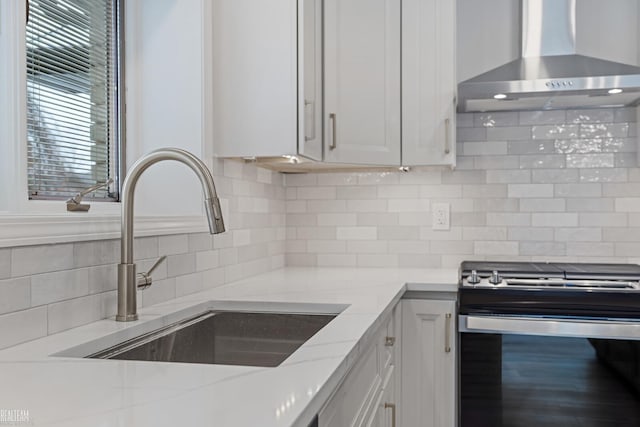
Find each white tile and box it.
[457,113,474,127]
[166,253,196,277]
[336,186,377,200]
[133,237,159,260]
[486,127,531,141]
[396,170,442,185]
[430,240,474,254]
[237,244,268,263]
[0,307,47,350]
[398,212,431,226]
[532,213,578,227]
[520,241,566,256]
[519,199,566,212]
[387,240,429,254]
[31,269,89,306]
[615,198,640,212]
[554,183,602,198]
[378,226,420,241]
[284,173,317,187]
[519,155,565,169]
[202,267,226,290]
[141,277,176,307]
[613,107,637,123]
[317,213,357,226]
[473,198,520,213]
[566,198,614,212]
[474,112,519,127]
[357,254,398,267]
[218,248,238,266]
[457,127,487,142]
[336,227,377,240]
[508,140,555,155]
[307,200,347,212]
[295,186,337,200]
[463,141,508,156]
[602,227,640,242]
[566,242,614,257]
[223,159,243,179]
[579,123,628,139]
[73,240,119,268]
[615,242,640,257]
[399,254,442,268]
[486,170,530,184]
[196,250,220,271]
[531,124,579,139]
[12,243,74,277]
[463,227,508,241]
[531,169,579,183]
[554,138,601,154]
[286,240,307,253]
[256,167,273,184]
[47,293,109,334]
[566,154,615,168]
[317,173,358,186]
[508,227,554,241]
[176,272,204,297]
[579,213,628,227]
[345,200,388,213]
[487,213,531,226]
[442,170,486,184]
[0,277,30,315]
[233,229,251,246]
[88,264,117,294]
[387,199,431,213]
[377,185,420,199]
[286,254,318,266]
[346,241,388,254]
[357,172,400,185]
[317,254,356,267]
[420,227,463,241]
[420,184,462,198]
[462,185,508,198]
[452,212,487,226]
[296,227,337,240]
[474,155,521,170]
[519,110,566,125]
[555,228,602,242]
[508,184,553,198]
[567,109,614,123]
[474,241,519,256]
[0,249,10,279]
[158,234,189,256]
[358,213,399,226]
[188,233,213,252]
[307,240,346,254]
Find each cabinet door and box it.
[401,299,456,427]
[298,0,323,160]
[402,0,456,166]
[323,0,401,165]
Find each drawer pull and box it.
[384,403,396,427]
[384,336,396,347]
[444,118,451,155]
[329,113,337,150]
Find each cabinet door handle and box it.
[304,99,315,142]
[384,403,396,427]
[445,313,452,353]
[329,113,337,150]
[444,117,451,155]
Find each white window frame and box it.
[0,0,216,248]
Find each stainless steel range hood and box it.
[457,0,640,113]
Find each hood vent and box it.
[457,0,640,112]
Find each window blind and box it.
[26,0,119,200]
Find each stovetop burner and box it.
[459,261,640,319]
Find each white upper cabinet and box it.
[402,0,457,166]
[212,0,455,167]
[323,0,401,165]
[212,0,322,160]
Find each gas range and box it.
[459,261,640,319]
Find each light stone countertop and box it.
[0,267,458,427]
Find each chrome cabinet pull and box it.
[385,336,396,347]
[444,118,451,155]
[304,99,315,141]
[384,403,396,427]
[445,313,452,353]
[329,113,337,150]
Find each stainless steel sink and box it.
[86,310,336,367]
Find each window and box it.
[26,0,122,201]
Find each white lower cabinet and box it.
[319,305,400,427]
[401,299,457,427]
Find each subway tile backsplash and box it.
[0,107,638,350]
[285,107,640,268]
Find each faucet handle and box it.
[137,255,167,290]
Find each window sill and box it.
[0,213,211,248]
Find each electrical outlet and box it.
[432,203,450,230]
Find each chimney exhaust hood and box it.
[457,0,640,113]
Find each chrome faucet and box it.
[116,148,225,321]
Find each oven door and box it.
[459,315,640,427]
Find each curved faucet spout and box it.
[117,148,225,321]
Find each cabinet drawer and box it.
[319,340,382,427]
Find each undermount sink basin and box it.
[86,310,337,367]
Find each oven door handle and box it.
[459,315,640,340]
